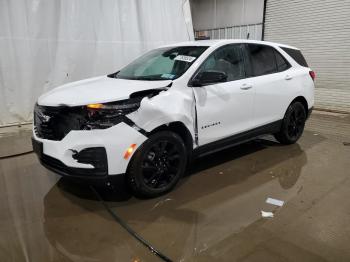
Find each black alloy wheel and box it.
[141,140,181,189]
[127,131,187,197]
[274,101,306,145]
[286,104,305,140]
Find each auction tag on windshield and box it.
[161,73,175,79]
[174,55,196,63]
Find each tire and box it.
[274,101,306,145]
[127,131,188,198]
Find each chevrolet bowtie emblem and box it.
[37,111,51,123]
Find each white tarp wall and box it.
[0,0,194,126]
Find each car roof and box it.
[160,39,299,50]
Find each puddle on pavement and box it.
[0,153,161,261]
[1,127,350,261]
[43,134,326,261]
[91,138,310,261]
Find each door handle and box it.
[285,75,293,80]
[240,83,253,90]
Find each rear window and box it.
[281,47,308,67]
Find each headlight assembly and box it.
[83,88,167,130]
[86,101,140,110]
[84,98,142,129]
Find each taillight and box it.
[309,70,316,81]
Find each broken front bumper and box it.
[32,122,147,178]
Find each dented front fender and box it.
[127,88,195,139]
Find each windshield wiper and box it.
[134,75,164,81]
[111,74,171,81]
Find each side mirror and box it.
[192,70,227,87]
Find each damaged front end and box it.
[34,88,167,141]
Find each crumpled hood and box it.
[38,76,172,106]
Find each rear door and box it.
[193,44,255,145]
[244,44,296,127]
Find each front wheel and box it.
[127,131,187,198]
[274,101,306,145]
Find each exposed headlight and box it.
[84,98,141,129]
[82,88,167,130]
[86,102,140,110]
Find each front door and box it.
[193,44,255,146]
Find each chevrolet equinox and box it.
[32,40,315,197]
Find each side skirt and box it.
[193,120,282,158]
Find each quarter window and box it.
[197,45,245,82]
[274,50,291,72]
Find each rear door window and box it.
[280,47,308,67]
[246,44,277,76]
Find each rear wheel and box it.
[274,101,306,145]
[127,131,187,198]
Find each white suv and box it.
[32,40,315,197]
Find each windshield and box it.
[115,46,208,81]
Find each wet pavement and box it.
[1,111,350,262]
